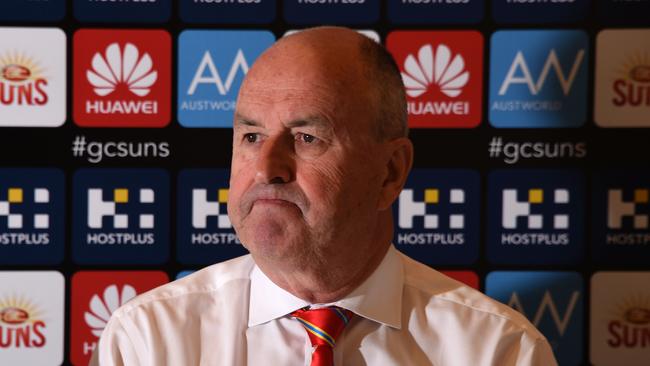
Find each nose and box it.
[255,134,295,184]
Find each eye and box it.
[296,133,317,144]
[244,133,258,143]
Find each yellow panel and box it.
[114,189,129,203]
[8,188,23,203]
[634,189,649,204]
[424,189,439,204]
[529,189,543,204]
[218,189,229,203]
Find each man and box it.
[92,27,557,365]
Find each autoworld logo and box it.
[387,31,483,128]
[178,30,274,127]
[0,296,47,349]
[74,29,170,127]
[70,271,168,366]
[487,170,584,265]
[489,30,588,128]
[595,30,650,127]
[393,169,479,265]
[0,27,65,127]
[486,271,583,365]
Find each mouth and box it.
[253,198,299,209]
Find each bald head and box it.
[241,27,407,141]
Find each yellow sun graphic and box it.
[615,51,650,82]
[0,50,45,82]
[0,294,43,325]
[607,293,650,325]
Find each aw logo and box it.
[0,169,64,265]
[387,0,483,24]
[393,169,479,265]
[178,30,274,128]
[387,31,483,128]
[489,30,588,128]
[591,272,650,366]
[592,171,650,265]
[72,169,169,264]
[0,27,65,127]
[487,170,584,265]
[73,29,171,127]
[70,271,168,366]
[0,271,64,366]
[486,271,583,366]
[180,0,275,24]
[595,30,650,127]
[177,169,246,265]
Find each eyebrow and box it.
[234,114,333,131]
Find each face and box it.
[227,42,390,272]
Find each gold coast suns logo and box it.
[607,294,650,348]
[0,51,49,106]
[0,295,47,349]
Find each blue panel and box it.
[393,169,480,265]
[72,169,169,264]
[0,0,65,21]
[492,0,589,24]
[387,0,483,24]
[487,169,584,265]
[0,168,64,265]
[179,0,276,24]
[177,169,248,265]
[284,0,379,25]
[486,271,584,366]
[489,30,589,128]
[73,0,171,23]
[592,170,650,265]
[178,30,275,128]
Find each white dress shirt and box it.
[91,246,557,365]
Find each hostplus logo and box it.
[177,169,245,264]
[0,27,65,127]
[595,30,650,127]
[489,30,588,128]
[178,30,274,127]
[70,271,168,366]
[487,170,584,265]
[0,169,64,265]
[605,187,650,245]
[393,169,479,265]
[0,271,64,365]
[387,31,483,128]
[486,271,583,365]
[73,169,169,264]
[74,30,170,127]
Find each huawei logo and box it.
[401,44,469,98]
[87,43,158,97]
[84,284,137,337]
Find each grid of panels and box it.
[1,1,649,365]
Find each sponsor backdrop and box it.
[0,1,649,365]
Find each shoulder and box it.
[112,254,255,318]
[398,252,544,340]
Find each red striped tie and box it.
[291,306,354,366]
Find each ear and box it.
[377,137,413,210]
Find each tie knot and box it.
[291,306,354,348]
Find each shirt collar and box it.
[248,245,403,329]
